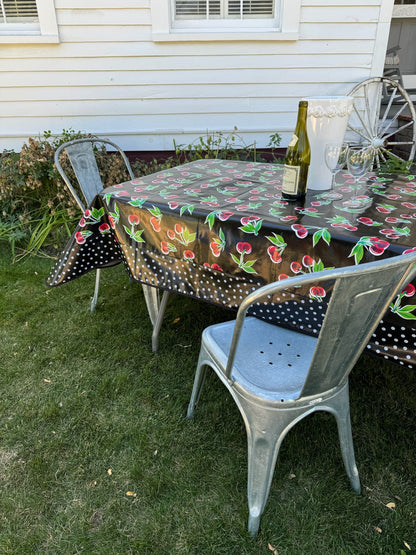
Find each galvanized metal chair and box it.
[55,138,170,350]
[187,252,416,536]
[54,138,134,313]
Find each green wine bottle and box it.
[281,100,310,201]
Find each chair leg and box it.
[235,395,296,537]
[187,352,209,419]
[331,386,361,494]
[90,268,101,313]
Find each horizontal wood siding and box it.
[0,0,389,151]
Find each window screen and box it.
[175,0,274,19]
[0,0,38,24]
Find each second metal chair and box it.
[55,138,134,312]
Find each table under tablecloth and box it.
[47,159,416,367]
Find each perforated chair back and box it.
[302,257,416,396]
[226,253,416,397]
[54,138,134,211]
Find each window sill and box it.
[152,30,298,42]
[392,5,416,18]
[0,34,59,43]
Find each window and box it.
[0,0,59,43]
[175,0,275,20]
[1,0,38,23]
[151,0,300,41]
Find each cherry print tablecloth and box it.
[47,159,416,367]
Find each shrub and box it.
[0,130,135,259]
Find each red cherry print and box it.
[267,245,282,263]
[128,214,140,225]
[161,241,170,254]
[218,210,234,221]
[236,242,252,254]
[290,261,302,274]
[403,283,416,297]
[302,255,314,267]
[150,217,161,232]
[75,232,85,245]
[210,241,221,257]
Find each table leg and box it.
[142,285,170,352]
[90,269,101,313]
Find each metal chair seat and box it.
[203,318,316,401]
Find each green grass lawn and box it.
[0,244,415,554]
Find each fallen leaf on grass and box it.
[43,379,51,383]
[404,541,411,550]
[126,491,137,497]
[386,502,396,510]
[268,543,278,554]
[375,526,382,534]
[173,317,180,324]
[107,468,112,475]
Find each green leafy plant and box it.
[0,130,134,259]
[173,128,282,163]
[378,151,413,174]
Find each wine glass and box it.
[324,143,349,188]
[346,145,373,187]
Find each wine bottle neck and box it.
[295,104,308,133]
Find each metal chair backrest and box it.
[225,252,416,397]
[54,138,134,211]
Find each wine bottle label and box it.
[288,134,298,148]
[282,165,300,194]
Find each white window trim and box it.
[0,0,59,43]
[150,0,300,41]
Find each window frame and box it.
[0,0,59,43]
[150,0,300,41]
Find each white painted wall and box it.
[0,0,394,152]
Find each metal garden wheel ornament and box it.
[347,76,416,169]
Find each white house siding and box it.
[0,0,394,152]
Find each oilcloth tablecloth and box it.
[47,159,416,367]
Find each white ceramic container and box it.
[302,96,354,190]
